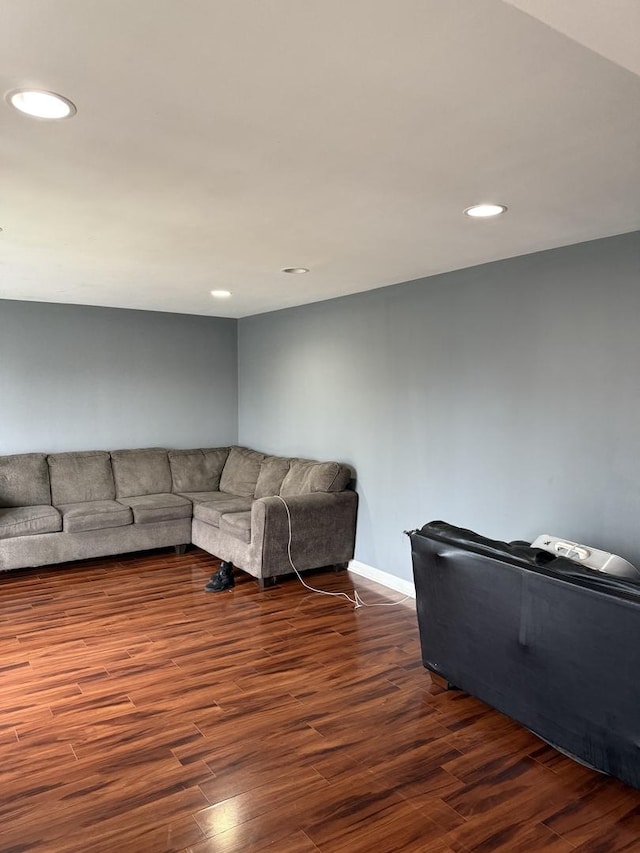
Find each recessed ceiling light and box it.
[210,290,232,299]
[464,203,507,218]
[282,267,309,274]
[6,89,76,119]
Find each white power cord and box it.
[274,495,412,610]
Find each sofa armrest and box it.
[251,491,358,577]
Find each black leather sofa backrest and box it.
[410,520,640,789]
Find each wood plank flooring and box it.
[1,548,640,852]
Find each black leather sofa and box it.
[409,520,640,789]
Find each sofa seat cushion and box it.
[58,500,133,533]
[0,505,62,540]
[177,490,230,506]
[219,511,251,544]
[194,497,253,528]
[117,493,192,524]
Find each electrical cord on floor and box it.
[274,495,413,610]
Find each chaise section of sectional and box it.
[190,449,358,587]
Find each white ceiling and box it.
[1,0,639,319]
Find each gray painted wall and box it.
[0,300,238,454]
[239,231,640,580]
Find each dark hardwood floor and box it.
[1,548,639,852]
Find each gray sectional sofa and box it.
[0,445,357,588]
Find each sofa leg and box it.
[258,576,277,590]
[174,544,188,555]
[334,562,349,572]
[446,682,460,691]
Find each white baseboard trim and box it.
[348,559,416,599]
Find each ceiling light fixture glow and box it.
[464,203,507,218]
[282,267,309,274]
[210,290,232,299]
[6,89,76,119]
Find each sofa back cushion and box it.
[48,451,116,506]
[280,459,351,497]
[254,456,291,499]
[110,448,172,498]
[219,446,265,497]
[168,448,229,493]
[0,453,51,508]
